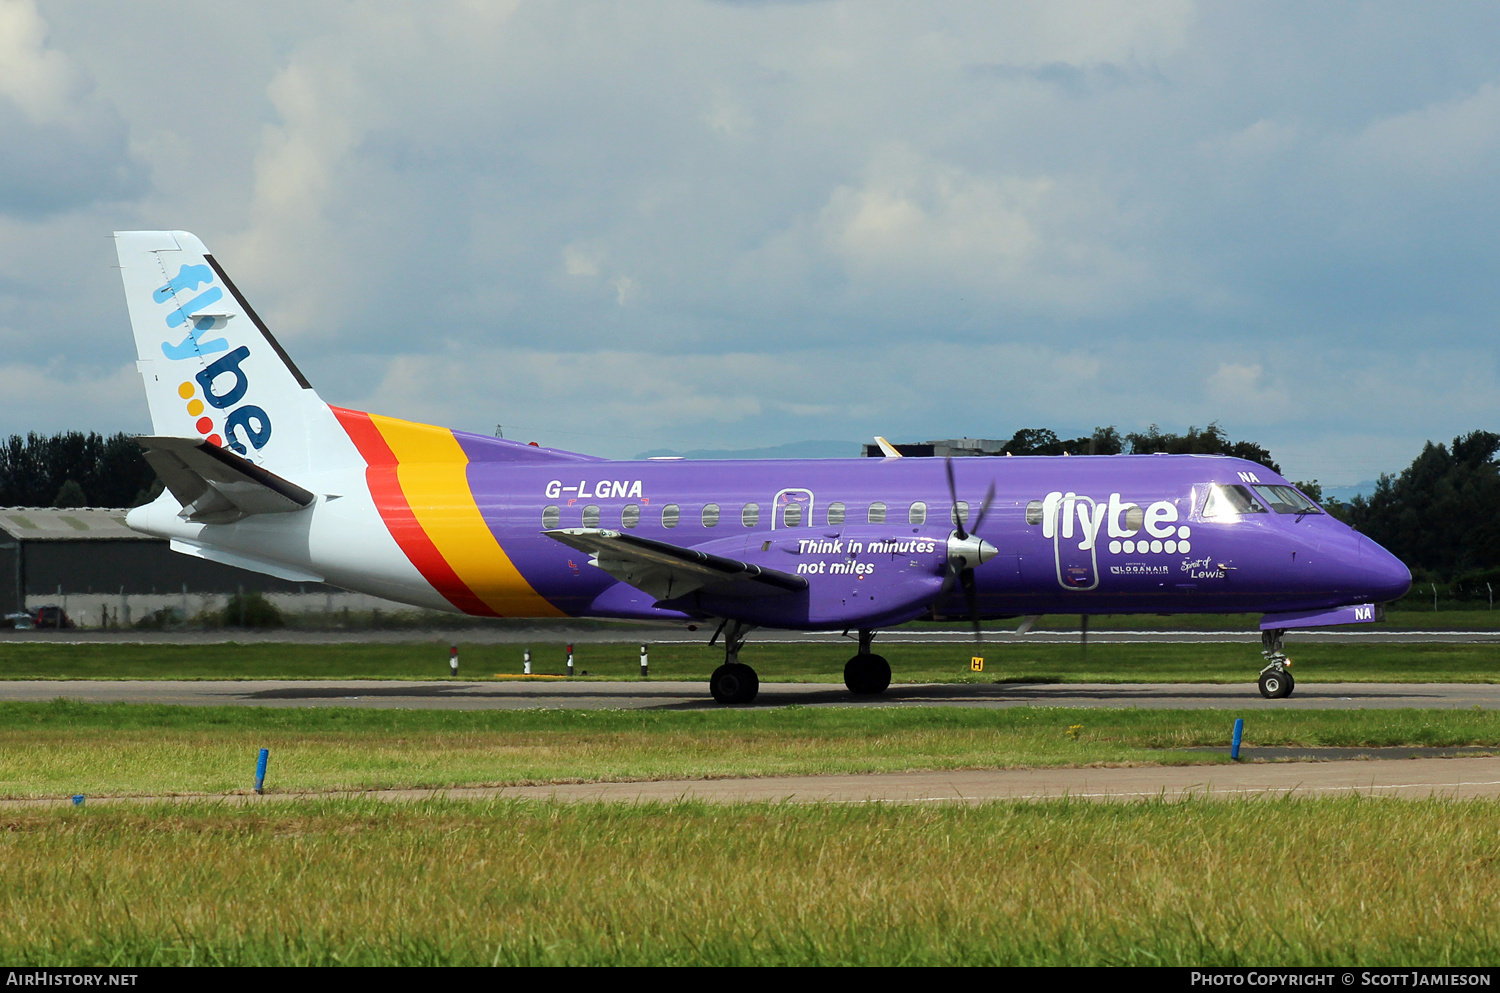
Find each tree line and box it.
[0,432,161,509]
[999,422,1280,472]
[1323,431,1500,585]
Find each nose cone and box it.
[1360,535,1412,602]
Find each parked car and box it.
[31,605,73,629]
[3,612,32,630]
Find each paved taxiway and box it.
[5,678,1500,709]
[7,757,1500,808]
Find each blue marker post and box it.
[1231,718,1245,761]
[254,747,269,794]
[71,795,84,806]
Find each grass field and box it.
[3,701,1497,799]
[2,797,1497,965]
[1,639,1498,683]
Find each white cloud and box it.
[808,144,1149,314]
[0,0,143,217]
[0,0,76,121]
[1347,81,1500,184]
[1203,362,1293,420]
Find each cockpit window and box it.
[1201,484,1268,519]
[1253,485,1323,515]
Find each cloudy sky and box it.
[2,0,1498,483]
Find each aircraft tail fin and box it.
[115,230,333,475]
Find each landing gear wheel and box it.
[1258,668,1293,699]
[844,654,892,695]
[711,663,759,704]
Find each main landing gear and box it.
[1258,628,1295,699]
[710,620,759,704]
[844,628,891,696]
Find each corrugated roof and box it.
[0,507,151,541]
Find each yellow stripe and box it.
[368,413,563,617]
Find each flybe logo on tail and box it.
[155,264,272,456]
[157,264,228,359]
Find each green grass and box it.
[2,639,1500,682]
[3,701,1498,799]
[2,797,1499,965]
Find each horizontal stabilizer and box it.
[542,528,808,601]
[137,436,315,525]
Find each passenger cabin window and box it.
[702,503,720,527]
[1253,485,1323,515]
[542,505,560,529]
[827,502,846,526]
[952,501,969,527]
[662,504,680,528]
[867,502,887,524]
[621,504,640,528]
[1025,500,1043,525]
[582,505,601,528]
[1202,484,1268,519]
[742,503,760,527]
[783,503,802,527]
[909,501,927,525]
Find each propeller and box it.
[939,457,997,640]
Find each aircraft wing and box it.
[542,528,808,601]
[137,436,315,525]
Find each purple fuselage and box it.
[462,449,1412,630]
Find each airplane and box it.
[114,230,1413,703]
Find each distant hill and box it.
[1321,481,1377,503]
[634,440,860,460]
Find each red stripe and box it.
[330,406,498,617]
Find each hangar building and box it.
[0,507,373,625]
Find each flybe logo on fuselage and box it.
[1036,491,1193,556]
[155,264,271,457]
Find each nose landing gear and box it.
[1258,628,1295,699]
[709,620,759,704]
[844,628,892,696]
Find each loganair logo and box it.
[156,265,271,456]
[1034,491,1193,556]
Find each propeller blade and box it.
[962,568,982,641]
[937,562,959,599]
[968,481,997,534]
[945,456,967,540]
